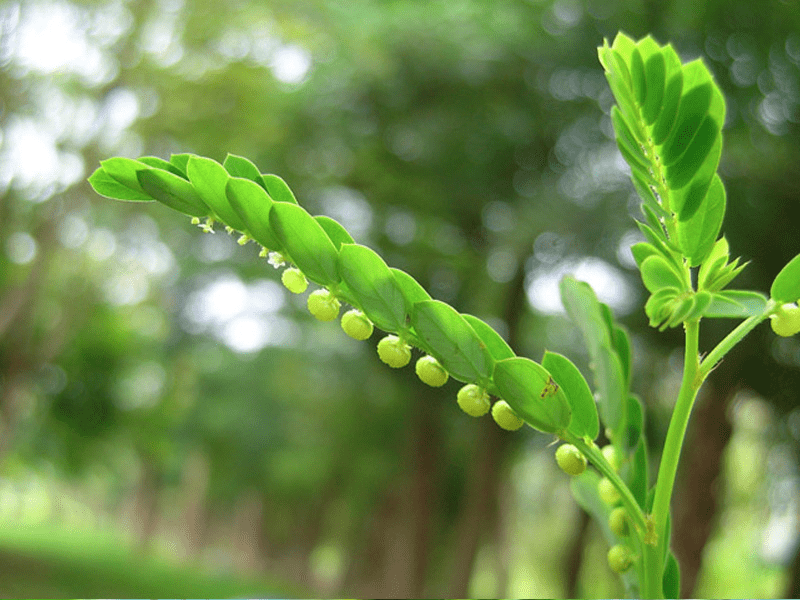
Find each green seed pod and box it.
[415,355,449,387]
[456,384,490,417]
[491,400,524,431]
[598,476,622,506]
[770,304,800,337]
[307,289,341,322]
[609,507,629,537]
[555,443,587,476]
[602,445,622,472]
[377,335,411,368]
[341,309,374,340]
[281,267,308,294]
[607,544,633,573]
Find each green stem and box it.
[646,319,701,597]
[698,302,775,380]
[566,434,648,539]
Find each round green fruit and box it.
[307,289,341,321]
[555,444,587,476]
[609,507,629,537]
[602,445,622,472]
[598,476,622,506]
[341,309,374,340]
[770,304,800,337]
[456,384,490,417]
[415,355,449,387]
[607,544,633,573]
[281,267,308,294]
[377,335,411,368]
[491,400,524,431]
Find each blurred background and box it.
[1,0,799,597]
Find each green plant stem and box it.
[644,319,700,597]
[566,434,648,537]
[698,303,775,380]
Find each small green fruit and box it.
[307,289,341,321]
[491,400,524,431]
[415,355,449,387]
[609,507,629,537]
[456,384,490,417]
[598,476,622,506]
[555,444,587,476]
[281,267,308,294]
[607,544,633,573]
[341,309,374,340]
[770,304,800,337]
[377,335,411,368]
[602,445,622,472]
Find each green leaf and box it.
[223,154,266,189]
[169,153,191,175]
[263,174,298,205]
[100,157,152,194]
[89,167,153,202]
[630,48,647,105]
[631,242,659,269]
[225,177,282,251]
[612,325,632,389]
[642,51,665,125]
[187,156,247,232]
[571,470,618,544]
[651,71,683,146]
[630,432,648,509]
[412,300,494,384]
[136,168,209,218]
[771,253,800,303]
[672,134,723,221]
[705,290,769,318]
[391,268,432,318]
[677,175,726,266]
[462,315,515,362]
[559,277,626,438]
[661,80,712,167]
[315,216,355,250]
[269,202,340,286]
[685,290,713,321]
[492,357,571,434]
[666,116,719,190]
[611,107,651,172]
[137,156,187,178]
[542,351,599,440]
[640,255,685,293]
[645,288,679,326]
[663,551,681,600]
[338,244,407,333]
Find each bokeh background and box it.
[1,0,799,597]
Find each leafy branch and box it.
[90,31,800,599]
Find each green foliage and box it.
[88,28,800,600]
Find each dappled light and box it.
[1,0,799,598]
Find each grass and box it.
[0,522,304,598]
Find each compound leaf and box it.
[412,300,493,384]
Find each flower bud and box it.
[555,443,587,476]
[456,384,490,417]
[598,476,621,506]
[609,507,629,537]
[307,289,340,321]
[770,304,800,337]
[415,355,449,387]
[377,335,411,368]
[491,400,524,431]
[341,309,374,340]
[281,267,308,294]
[607,544,633,573]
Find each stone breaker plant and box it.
[89,32,800,599]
